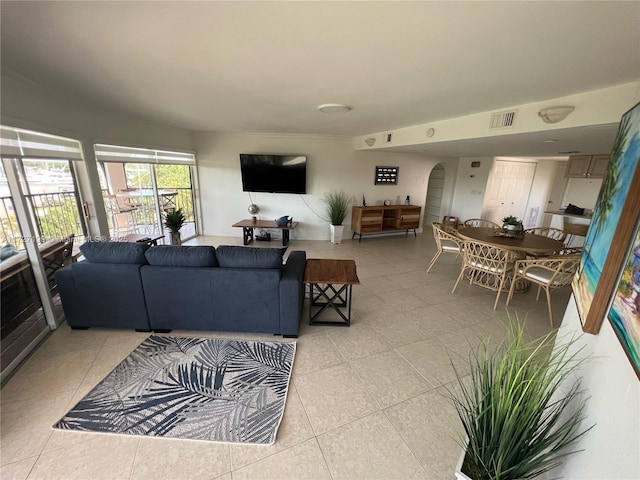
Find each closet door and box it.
[483,160,536,224]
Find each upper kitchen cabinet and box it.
[565,155,610,178]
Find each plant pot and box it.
[330,224,344,244]
[502,223,522,231]
[170,231,182,246]
[455,447,473,480]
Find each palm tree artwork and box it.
[573,105,640,321]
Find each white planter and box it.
[170,232,182,246]
[455,447,473,480]
[330,224,344,244]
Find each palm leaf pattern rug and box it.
[54,335,296,444]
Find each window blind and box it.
[94,143,195,165]
[0,126,84,160]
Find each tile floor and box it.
[0,232,572,480]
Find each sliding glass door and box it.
[0,126,85,383]
[96,144,197,243]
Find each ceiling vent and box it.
[489,110,518,129]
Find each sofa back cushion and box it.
[145,245,218,267]
[215,245,285,269]
[80,241,149,264]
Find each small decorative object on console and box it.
[275,216,293,227]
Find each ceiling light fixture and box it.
[538,106,575,124]
[317,103,352,114]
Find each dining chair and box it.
[117,188,143,209]
[523,227,568,257]
[524,227,567,242]
[104,194,137,237]
[427,222,463,273]
[506,252,581,327]
[160,190,178,212]
[463,218,501,229]
[452,240,520,310]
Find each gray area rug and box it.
[54,335,296,444]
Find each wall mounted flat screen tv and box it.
[240,154,307,194]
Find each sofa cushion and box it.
[0,244,19,260]
[216,245,285,269]
[80,241,149,264]
[145,245,218,267]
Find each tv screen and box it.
[240,154,307,194]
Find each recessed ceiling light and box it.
[317,103,352,114]
[544,139,558,143]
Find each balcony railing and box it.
[104,187,196,238]
[1,192,84,249]
[1,187,195,250]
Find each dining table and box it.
[456,226,566,296]
[457,227,565,255]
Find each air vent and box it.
[490,110,518,129]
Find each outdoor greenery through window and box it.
[95,143,197,241]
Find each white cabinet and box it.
[566,155,610,178]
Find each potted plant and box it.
[448,320,592,480]
[323,191,350,244]
[502,215,524,236]
[164,208,185,245]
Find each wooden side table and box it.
[304,259,360,326]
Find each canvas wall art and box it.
[572,102,640,334]
[608,215,640,378]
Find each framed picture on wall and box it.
[572,101,640,334]
[607,212,640,379]
[374,166,399,185]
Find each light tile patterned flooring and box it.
[0,233,571,480]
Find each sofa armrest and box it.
[279,251,307,337]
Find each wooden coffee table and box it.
[232,219,299,247]
[304,259,360,326]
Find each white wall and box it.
[1,73,195,237]
[563,177,604,210]
[548,91,640,479]
[450,157,494,221]
[524,159,556,228]
[547,300,640,480]
[192,132,448,240]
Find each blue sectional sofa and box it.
[56,242,307,337]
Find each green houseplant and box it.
[502,215,524,236]
[502,215,523,227]
[449,320,591,480]
[323,191,350,244]
[164,208,186,245]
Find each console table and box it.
[304,258,360,326]
[232,219,298,246]
[351,205,421,241]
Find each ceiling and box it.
[1,1,639,157]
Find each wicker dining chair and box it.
[452,240,520,310]
[506,252,581,327]
[524,227,567,242]
[427,222,463,273]
[463,218,501,229]
[523,227,568,257]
